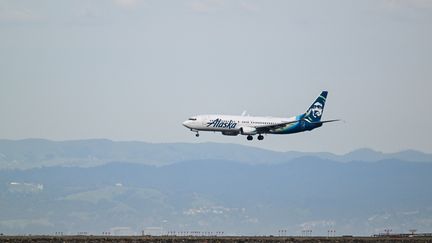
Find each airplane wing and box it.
[254,119,340,133]
[255,119,302,133]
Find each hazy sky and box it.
[1,0,431,153]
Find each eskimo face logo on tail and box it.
[310,102,323,118]
[206,118,237,129]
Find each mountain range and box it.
[0,139,431,169]
[0,139,431,236]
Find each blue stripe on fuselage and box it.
[269,114,322,134]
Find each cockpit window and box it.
[189,117,197,121]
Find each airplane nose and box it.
[182,120,191,128]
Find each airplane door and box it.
[202,116,209,126]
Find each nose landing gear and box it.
[258,135,264,140]
[191,129,199,137]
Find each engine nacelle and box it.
[222,131,239,136]
[240,127,257,135]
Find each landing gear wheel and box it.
[247,135,253,141]
[258,135,264,140]
[195,132,199,137]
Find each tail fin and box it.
[304,91,328,122]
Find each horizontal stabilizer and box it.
[310,119,340,125]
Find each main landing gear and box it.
[247,135,264,141]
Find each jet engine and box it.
[240,127,257,135]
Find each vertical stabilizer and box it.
[304,91,328,122]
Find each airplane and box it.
[182,91,339,141]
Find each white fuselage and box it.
[182,114,298,134]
